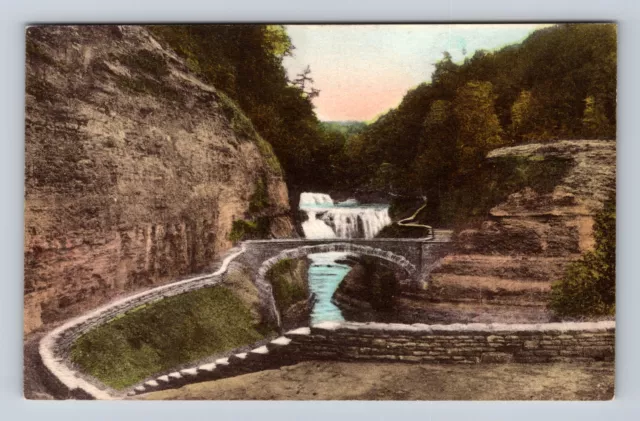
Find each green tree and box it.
[583,95,614,138]
[150,25,343,191]
[510,90,535,138]
[452,81,505,173]
[550,194,616,317]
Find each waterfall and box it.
[299,192,334,207]
[299,193,392,324]
[299,192,391,239]
[301,211,338,239]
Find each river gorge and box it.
[299,192,392,323]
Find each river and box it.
[298,192,391,324]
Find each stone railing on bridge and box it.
[239,230,453,328]
[240,229,453,277]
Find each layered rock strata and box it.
[24,25,293,333]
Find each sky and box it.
[283,24,554,122]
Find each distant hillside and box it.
[320,121,368,136]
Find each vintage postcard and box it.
[24,23,616,400]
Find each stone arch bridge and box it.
[241,230,451,278]
[240,229,452,281]
[238,230,453,326]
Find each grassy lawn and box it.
[71,285,273,390]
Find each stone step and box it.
[196,362,220,381]
[179,367,199,379]
[167,371,182,381]
[228,352,248,365]
[130,336,296,397]
[143,379,159,391]
[266,336,292,351]
[198,362,217,373]
[215,357,230,367]
[246,345,269,361]
[285,327,311,338]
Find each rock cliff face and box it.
[457,140,616,256]
[24,25,294,334]
[429,140,616,320]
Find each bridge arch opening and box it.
[254,242,419,328]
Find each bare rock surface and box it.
[24,25,293,333]
[429,139,616,319]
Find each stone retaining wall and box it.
[38,246,246,400]
[128,320,615,398]
[284,321,615,364]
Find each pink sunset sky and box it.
[283,24,553,122]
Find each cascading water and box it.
[300,192,392,323]
[301,211,337,239]
[299,192,391,239]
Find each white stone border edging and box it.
[38,245,247,400]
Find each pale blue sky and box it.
[283,24,554,121]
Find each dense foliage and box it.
[150,25,342,190]
[71,286,272,389]
[340,23,616,226]
[377,155,572,233]
[550,195,616,317]
[151,23,615,231]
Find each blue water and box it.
[307,252,352,324]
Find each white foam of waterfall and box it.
[299,192,334,207]
[301,211,337,239]
[337,198,358,206]
[321,207,391,239]
[299,192,391,239]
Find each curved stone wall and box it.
[38,245,246,400]
[38,237,615,400]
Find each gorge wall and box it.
[24,25,293,334]
[428,140,616,321]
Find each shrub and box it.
[266,258,309,314]
[549,195,616,317]
[227,217,271,243]
[249,177,269,213]
[360,257,399,311]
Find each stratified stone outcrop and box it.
[429,140,616,319]
[24,25,294,333]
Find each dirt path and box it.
[139,360,614,401]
